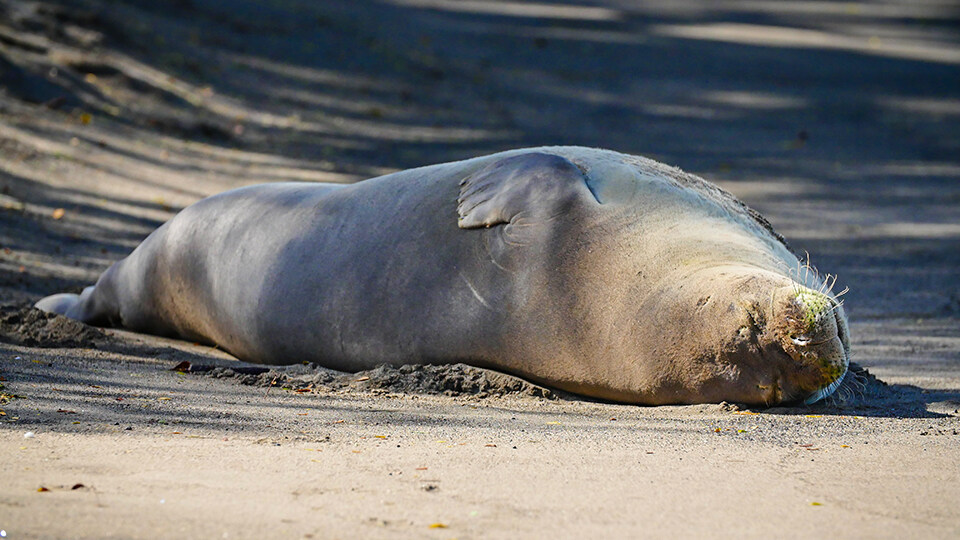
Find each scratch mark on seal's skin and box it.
[478,234,509,272]
[460,271,493,310]
[488,253,508,272]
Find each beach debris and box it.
[171,361,191,372]
[428,523,447,529]
[24,431,35,438]
[37,486,49,492]
[52,208,65,220]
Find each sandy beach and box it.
[1,0,959,538]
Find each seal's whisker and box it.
[824,297,845,315]
[827,274,841,296]
[816,274,830,295]
[818,273,838,296]
[824,386,847,406]
[845,377,867,403]
[790,258,804,283]
[829,366,868,406]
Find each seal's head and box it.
[701,276,850,406]
[640,266,850,406]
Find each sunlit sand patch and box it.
[652,22,960,65]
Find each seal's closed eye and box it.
[457,152,599,229]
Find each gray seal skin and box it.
[36,147,850,406]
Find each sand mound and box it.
[204,362,558,399]
[0,306,107,348]
[199,362,556,400]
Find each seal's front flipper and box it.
[457,152,599,229]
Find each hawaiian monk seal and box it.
[36,147,850,406]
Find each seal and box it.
[36,147,850,405]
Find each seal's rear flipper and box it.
[35,285,97,321]
[35,292,81,316]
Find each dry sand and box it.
[1,0,959,538]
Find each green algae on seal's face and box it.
[770,286,850,404]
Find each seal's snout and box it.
[770,286,849,404]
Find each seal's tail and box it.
[35,285,97,320]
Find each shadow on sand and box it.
[2,306,956,425]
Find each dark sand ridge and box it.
[1,0,959,537]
